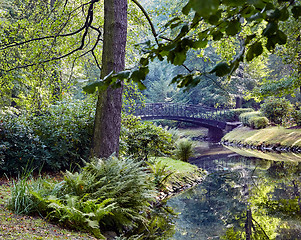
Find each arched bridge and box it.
[130,103,240,141]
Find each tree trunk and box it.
[91,0,127,158]
[245,209,252,240]
[235,96,242,109]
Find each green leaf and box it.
[208,11,222,25]
[83,71,114,94]
[262,22,278,37]
[184,0,219,17]
[140,57,149,66]
[247,0,265,9]
[209,62,231,77]
[192,39,208,49]
[292,6,301,19]
[116,70,131,79]
[167,51,176,64]
[241,5,256,18]
[131,67,149,83]
[137,81,147,90]
[245,34,256,45]
[266,36,277,51]
[212,30,223,40]
[174,51,187,65]
[182,2,192,15]
[279,7,289,21]
[225,19,241,36]
[164,17,181,28]
[176,24,189,39]
[83,81,107,94]
[266,8,281,21]
[275,30,287,45]
[246,41,263,61]
[222,0,246,6]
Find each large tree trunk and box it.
[91,0,127,158]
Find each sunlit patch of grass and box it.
[151,157,205,190]
[223,126,301,147]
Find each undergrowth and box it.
[8,156,176,239]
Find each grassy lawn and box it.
[223,126,301,147]
[0,182,98,240]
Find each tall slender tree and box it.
[91,0,127,158]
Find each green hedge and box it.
[249,116,269,129]
[239,111,269,129]
[239,111,262,126]
[215,108,254,122]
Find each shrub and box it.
[239,111,263,127]
[291,110,301,126]
[31,99,95,169]
[174,138,194,162]
[0,110,51,174]
[215,108,254,122]
[0,98,95,174]
[260,97,293,125]
[121,114,175,161]
[249,116,269,129]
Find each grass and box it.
[177,128,208,139]
[152,157,205,190]
[0,182,97,240]
[223,126,301,147]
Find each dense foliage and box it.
[0,99,177,174]
[8,157,175,239]
[215,108,254,122]
[261,97,293,125]
[239,111,269,129]
[121,114,175,161]
[0,98,95,174]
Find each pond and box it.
[168,143,301,240]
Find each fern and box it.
[8,156,160,238]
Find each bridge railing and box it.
[130,103,229,121]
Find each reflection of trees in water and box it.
[169,157,301,239]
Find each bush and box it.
[31,99,95,169]
[239,111,263,127]
[249,117,269,129]
[121,114,175,161]
[291,110,301,126]
[0,98,95,174]
[215,108,254,122]
[0,110,51,174]
[260,97,293,125]
[174,138,194,162]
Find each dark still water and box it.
[168,145,301,240]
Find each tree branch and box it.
[0,0,102,73]
[131,0,159,45]
[0,0,95,50]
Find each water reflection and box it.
[168,153,301,239]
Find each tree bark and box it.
[91,0,127,158]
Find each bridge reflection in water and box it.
[129,103,240,141]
